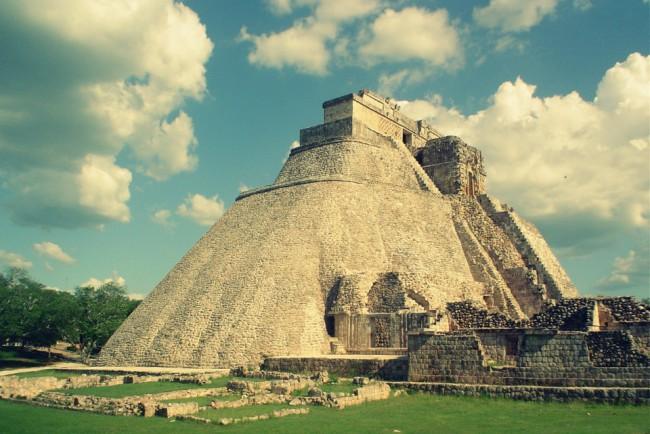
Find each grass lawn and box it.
[197,404,299,420]
[164,393,242,406]
[292,381,358,396]
[14,369,83,379]
[1,394,648,434]
[59,377,246,398]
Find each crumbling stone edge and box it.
[387,381,650,405]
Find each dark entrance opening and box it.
[505,335,519,356]
[414,150,424,165]
[325,315,336,337]
[403,130,413,146]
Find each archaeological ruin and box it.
[97,90,649,401]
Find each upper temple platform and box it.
[299,89,442,150]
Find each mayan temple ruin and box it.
[98,90,650,388]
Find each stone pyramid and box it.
[98,90,577,368]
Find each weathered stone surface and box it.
[98,89,578,368]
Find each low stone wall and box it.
[387,381,650,405]
[334,382,391,409]
[263,356,408,380]
[157,402,198,418]
[0,376,66,399]
[32,392,153,416]
[518,331,590,368]
[587,331,650,367]
[0,372,226,401]
[179,407,310,426]
[408,331,650,388]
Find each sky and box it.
[0,0,648,300]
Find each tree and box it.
[70,283,140,361]
[0,268,48,346]
[0,268,77,353]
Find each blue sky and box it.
[0,0,648,299]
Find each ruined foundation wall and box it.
[263,356,408,381]
[408,331,650,387]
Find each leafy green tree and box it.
[0,268,47,346]
[71,283,140,361]
[0,269,140,361]
[23,290,77,351]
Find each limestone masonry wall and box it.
[408,330,650,388]
[263,356,408,381]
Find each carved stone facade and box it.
[414,135,486,197]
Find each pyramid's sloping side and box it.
[98,138,478,368]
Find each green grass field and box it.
[1,394,648,434]
[59,377,227,398]
[292,381,358,396]
[58,376,256,398]
[163,393,242,406]
[14,369,83,379]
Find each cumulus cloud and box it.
[0,250,32,269]
[78,155,132,223]
[359,8,462,68]
[399,53,650,250]
[240,0,381,75]
[81,273,126,289]
[0,0,212,228]
[473,0,559,33]
[595,246,650,295]
[177,193,225,226]
[152,209,173,226]
[33,242,75,264]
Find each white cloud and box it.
[0,250,32,269]
[239,183,251,194]
[473,0,559,32]
[377,69,430,97]
[33,242,76,264]
[283,140,302,163]
[595,246,650,294]
[177,193,225,226]
[359,8,462,68]
[240,21,334,75]
[494,35,527,53]
[78,154,131,223]
[0,0,212,228]
[128,293,145,300]
[240,0,380,75]
[152,209,173,226]
[81,273,126,289]
[399,53,650,243]
[130,111,198,181]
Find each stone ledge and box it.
[387,381,650,404]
